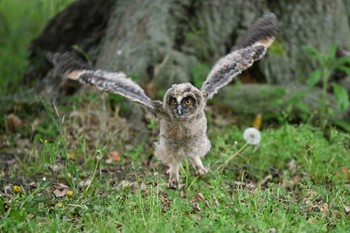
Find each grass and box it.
[1,94,350,232]
[1,1,350,232]
[0,0,74,95]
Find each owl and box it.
[50,13,277,189]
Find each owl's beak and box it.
[176,106,183,116]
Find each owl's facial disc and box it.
[168,95,197,119]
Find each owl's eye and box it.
[184,99,191,105]
[171,98,177,105]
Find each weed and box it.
[1,3,350,231]
[304,44,350,131]
[2,97,349,232]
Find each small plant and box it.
[218,127,261,171]
[304,44,350,130]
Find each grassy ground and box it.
[1,1,350,232]
[1,94,350,232]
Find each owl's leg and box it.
[167,162,181,189]
[189,156,208,176]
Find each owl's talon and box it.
[197,166,208,176]
[168,180,179,189]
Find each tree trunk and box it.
[24,0,350,125]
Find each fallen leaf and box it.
[344,205,350,214]
[52,183,71,198]
[56,183,70,189]
[0,137,10,148]
[180,189,187,198]
[119,180,137,191]
[282,175,302,189]
[197,193,205,201]
[31,118,41,132]
[287,159,297,172]
[192,202,201,212]
[4,184,12,194]
[53,189,67,198]
[319,202,328,213]
[106,151,120,164]
[49,164,64,173]
[212,195,220,206]
[307,217,317,224]
[69,111,81,119]
[260,174,272,186]
[252,113,263,129]
[5,114,22,132]
[140,182,147,192]
[79,179,92,187]
[120,180,131,188]
[247,225,254,231]
[111,151,120,161]
[192,214,201,221]
[26,213,35,220]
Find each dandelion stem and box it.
[224,142,248,166]
[217,143,249,171]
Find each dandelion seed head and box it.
[243,127,261,145]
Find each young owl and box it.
[50,13,277,188]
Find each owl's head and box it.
[163,83,204,120]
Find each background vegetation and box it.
[0,0,73,94]
[0,0,349,232]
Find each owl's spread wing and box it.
[50,53,160,112]
[201,13,277,101]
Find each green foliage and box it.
[1,122,350,232]
[147,118,157,130]
[192,64,210,87]
[332,83,350,112]
[107,94,131,115]
[304,44,350,130]
[0,0,74,95]
[1,2,350,231]
[268,39,285,55]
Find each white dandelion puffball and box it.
[243,127,261,145]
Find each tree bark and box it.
[23,0,350,125]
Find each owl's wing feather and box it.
[201,13,277,101]
[50,53,158,112]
